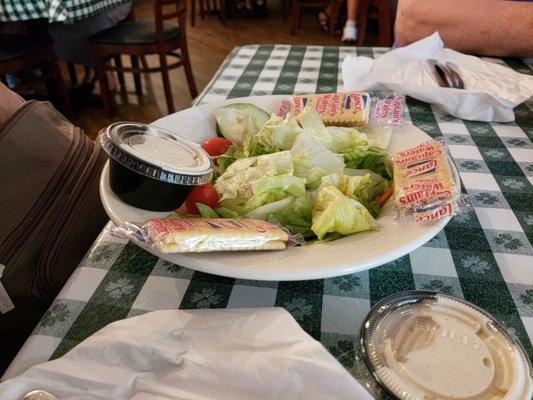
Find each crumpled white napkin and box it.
[0,308,373,400]
[342,32,533,122]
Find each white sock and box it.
[342,21,358,42]
[345,20,356,28]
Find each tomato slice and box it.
[201,137,232,157]
[185,183,219,215]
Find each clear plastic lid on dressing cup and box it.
[101,122,213,185]
[360,291,532,400]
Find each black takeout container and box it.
[101,122,213,211]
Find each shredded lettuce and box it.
[216,207,240,218]
[243,114,301,157]
[311,186,377,240]
[319,173,371,199]
[290,133,344,187]
[215,151,306,216]
[343,145,392,179]
[319,172,386,217]
[196,203,220,218]
[299,106,368,153]
[343,169,390,201]
[239,174,306,212]
[207,101,394,244]
[213,108,256,145]
[215,151,293,203]
[267,194,315,238]
[246,197,295,220]
[214,145,246,176]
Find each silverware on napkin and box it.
[428,59,465,89]
[445,62,465,89]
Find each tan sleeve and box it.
[0,82,25,125]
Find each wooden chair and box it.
[291,0,334,36]
[357,0,393,46]
[191,0,226,26]
[90,0,198,117]
[0,34,73,116]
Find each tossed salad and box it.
[185,102,393,242]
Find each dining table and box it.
[0,0,132,23]
[2,45,532,396]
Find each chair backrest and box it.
[153,0,187,45]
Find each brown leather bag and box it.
[0,101,108,373]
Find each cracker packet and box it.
[143,217,290,253]
[276,91,409,130]
[392,139,471,223]
[276,92,371,126]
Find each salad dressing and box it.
[361,291,532,400]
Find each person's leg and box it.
[48,3,132,94]
[319,0,342,34]
[342,0,358,43]
[346,0,358,22]
[48,3,132,68]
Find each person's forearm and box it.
[395,0,533,56]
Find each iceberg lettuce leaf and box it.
[311,186,377,240]
[290,133,344,187]
[214,150,293,203]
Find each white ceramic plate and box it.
[100,95,451,281]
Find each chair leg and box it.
[290,0,299,35]
[191,0,196,26]
[282,0,288,21]
[377,0,393,46]
[93,49,113,118]
[356,0,369,46]
[199,0,205,18]
[329,1,340,37]
[131,56,143,96]
[113,55,125,90]
[49,57,74,117]
[140,55,149,70]
[67,62,78,87]
[181,44,198,99]
[219,0,226,25]
[158,53,175,114]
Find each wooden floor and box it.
[68,0,377,139]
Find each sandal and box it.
[318,11,330,33]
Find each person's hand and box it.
[0,82,24,125]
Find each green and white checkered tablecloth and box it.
[0,0,131,22]
[3,46,533,395]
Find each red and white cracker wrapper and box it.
[144,218,289,253]
[392,140,461,223]
[276,92,371,126]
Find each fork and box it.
[445,62,465,89]
[427,59,465,89]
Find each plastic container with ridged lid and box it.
[360,291,532,400]
[101,122,212,211]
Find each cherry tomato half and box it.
[201,137,232,157]
[185,183,219,215]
